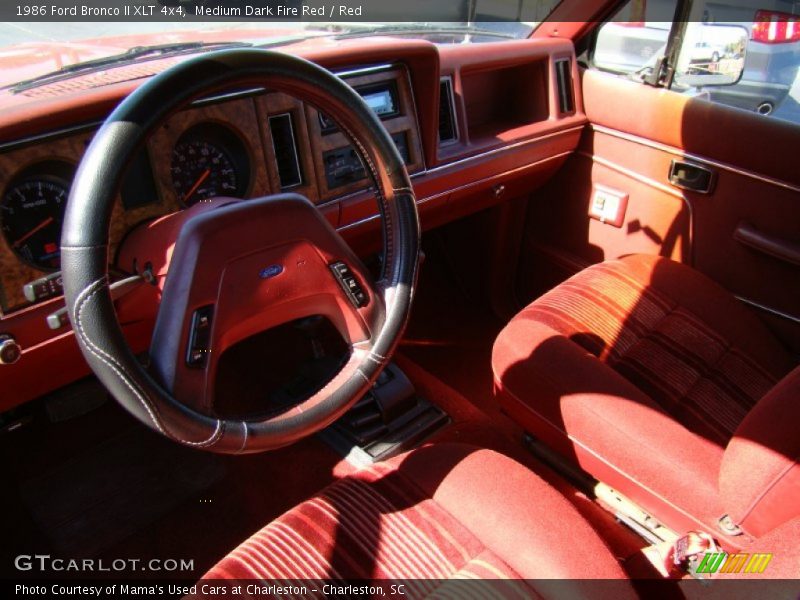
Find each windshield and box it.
[0,1,561,89]
[0,21,540,46]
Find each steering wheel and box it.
[61,50,420,454]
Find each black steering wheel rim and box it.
[61,49,420,454]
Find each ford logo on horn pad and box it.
[259,264,284,279]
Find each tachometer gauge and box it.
[1,175,70,271]
[170,124,250,207]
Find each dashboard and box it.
[0,37,587,410]
[0,63,424,314]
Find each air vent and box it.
[438,76,458,144]
[269,113,302,188]
[555,59,575,114]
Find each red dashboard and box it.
[0,37,586,410]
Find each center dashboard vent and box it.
[438,76,458,145]
[269,113,303,189]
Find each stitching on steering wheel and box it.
[74,277,164,432]
[365,354,385,366]
[73,276,225,448]
[237,422,248,454]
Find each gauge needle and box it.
[182,169,211,203]
[13,216,54,248]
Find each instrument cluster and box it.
[170,123,251,207]
[0,122,253,279]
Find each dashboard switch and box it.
[23,271,63,303]
[0,335,22,365]
[329,262,368,308]
[186,305,214,368]
[46,308,69,330]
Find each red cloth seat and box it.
[492,255,799,542]
[201,443,634,592]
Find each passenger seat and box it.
[492,254,799,549]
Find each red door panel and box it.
[519,68,800,353]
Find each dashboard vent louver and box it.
[269,113,303,189]
[555,59,575,114]
[438,77,458,145]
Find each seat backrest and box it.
[720,365,800,539]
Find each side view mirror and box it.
[674,23,749,88]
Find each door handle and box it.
[669,160,715,194]
[734,221,800,267]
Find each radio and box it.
[319,81,400,133]
[323,132,409,190]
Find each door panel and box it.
[519,68,800,353]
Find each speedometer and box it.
[1,175,70,271]
[170,124,250,207]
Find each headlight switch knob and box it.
[0,334,22,365]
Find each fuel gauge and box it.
[1,174,70,271]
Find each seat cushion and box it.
[201,444,633,592]
[492,255,795,536]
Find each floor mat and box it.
[19,428,226,558]
[95,434,356,578]
[399,239,505,416]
